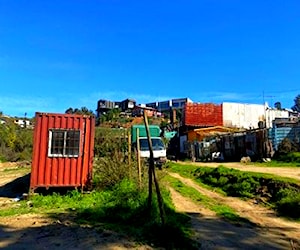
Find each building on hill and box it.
[132,105,163,117]
[145,97,193,112]
[119,99,136,112]
[96,99,117,117]
[14,119,32,128]
[96,99,136,118]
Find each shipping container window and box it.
[48,129,80,157]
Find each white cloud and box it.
[0,96,54,117]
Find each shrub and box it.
[0,123,33,162]
[275,188,300,218]
[274,138,300,163]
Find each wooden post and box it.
[142,110,165,224]
[143,111,154,210]
[136,128,142,189]
[128,129,131,165]
[152,166,165,225]
[128,129,131,176]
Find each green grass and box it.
[165,175,252,225]
[0,178,199,249]
[167,162,300,185]
[2,167,31,173]
[167,162,300,220]
[275,152,300,164]
[252,161,300,168]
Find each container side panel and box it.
[71,117,80,185]
[45,116,55,187]
[51,115,62,185]
[30,114,43,190]
[63,116,72,185]
[37,115,49,185]
[81,116,95,186]
[82,117,91,185]
[70,159,77,185]
[76,117,84,185]
[57,116,67,185]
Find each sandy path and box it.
[0,214,154,250]
[177,161,300,182]
[168,172,300,249]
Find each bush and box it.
[93,126,141,189]
[275,188,300,218]
[190,165,300,219]
[0,122,33,162]
[276,152,300,163]
[274,138,300,163]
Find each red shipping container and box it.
[30,112,95,192]
[184,103,223,127]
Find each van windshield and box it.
[139,138,165,151]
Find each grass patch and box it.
[0,178,199,249]
[275,152,300,164]
[2,167,31,173]
[165,175,252,225]
[168,162,300,220]
[252,160,300,168]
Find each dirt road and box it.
[177,161,300,182]
[169,172,300,249]
[1,162,299,249]
[0,163,154,250]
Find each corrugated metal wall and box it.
[30,112,95,191]
[223,102,290,129]
[268,126,300,150]
[184,103,223,127]
[265,109,289,128]
[223,102,266,129]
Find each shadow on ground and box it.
[0,216,146,250]
[0,210,299,250]
[0,174,30,198]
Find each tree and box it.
[291,94,300,112]
[274,102,282,110]
[65,107,94,116]
[65,107,74,114]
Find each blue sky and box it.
[1,0,300,117]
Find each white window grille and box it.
[48,129,80,157]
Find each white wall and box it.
[223,102,290,129]
[265,108,289,127]
[223,102,266,129]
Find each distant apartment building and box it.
[96,98,136,117]
[119,99,136,112]
[145,98,193,112]
[132,105,163,117]
[96,99,116,117]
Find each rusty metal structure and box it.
[30,112,95,192]
[184,103,223,127]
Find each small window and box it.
[48,129,80,157]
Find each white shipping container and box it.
[223,102,291,129]
[223,102,266,129]
[265,109,289,128]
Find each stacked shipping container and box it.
[184,103,223,127]
[184,102,290,129]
